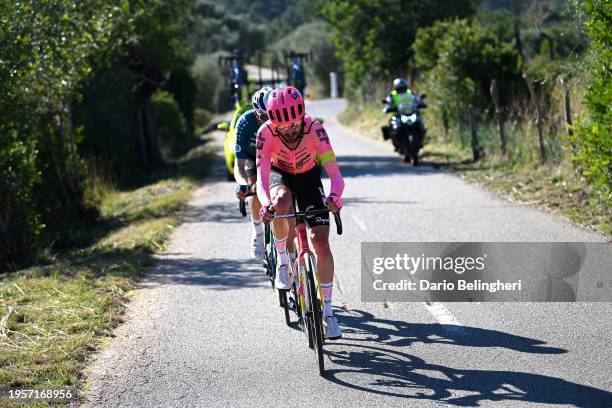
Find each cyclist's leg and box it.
[270,167,293,288]
[245,158,262,219]
[245,159,264,259]
[293,168,335,314]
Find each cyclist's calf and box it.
[310,226,333,282]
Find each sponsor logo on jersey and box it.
[316,128,330,145]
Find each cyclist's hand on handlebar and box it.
[259,204,275,222]
[235,184,249,200]
[326,194,342,213]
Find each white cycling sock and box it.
[251,216,263,235]
[321,281,334,317]
[274,236,288,264]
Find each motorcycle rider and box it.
[381,78,427,152]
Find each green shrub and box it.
[192,53,228,112]
[570,0,612,204]
[152,91,192,157]
[0,137,42,268]
[414,18,523,114]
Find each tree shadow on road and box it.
[322,309,612,407]
[143,256,268,290]
[180,201,247,225]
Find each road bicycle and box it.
[270,202,342,376]
[240,186,343,376]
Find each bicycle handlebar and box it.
[271,208,343,236]
[238,191,256,217]
[236,185,343,235]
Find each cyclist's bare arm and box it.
[234,158,248,185]
[315,126,345,199]
[255,131,273,207]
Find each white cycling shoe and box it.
[323,315,342,340]
[274,262,292,290]
[250,230,264,260]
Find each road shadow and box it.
[144,256,268,290]
[335,309,566,354]
[335,155,440,178]
[321,309,612,407]
[324,342,612,407]
[180,201,247,224]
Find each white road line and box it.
[423,302,465,332]
[349,213,368,232]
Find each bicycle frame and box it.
[292,215,324,322]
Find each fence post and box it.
[523,72,546,163]
[489,79,507,156]
[468,104,481,162]
[329,72,338,99]
[559,77,573,138]
[456,100,465,148]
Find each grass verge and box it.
[0,143,215,406]
[338,105,611,237]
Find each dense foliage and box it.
[414,18,523,113]
[571,0,611,203]
[320,0,476,98]
[0,0,197,268]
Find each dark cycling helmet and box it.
[252,86,273,115]
[393,78,409,93]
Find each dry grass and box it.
[0,146,214,405]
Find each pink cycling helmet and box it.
[266,86,305,127]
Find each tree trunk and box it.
[559,78,573,137]
[136,106,151,169]
[512,0,525,63]
[523,72,546,163]
[468,104,481,162]
[143,96,164,169]
[0,212,8,246]
[456,100,465,148]
[489,79,507,156]
[126,45,165,171]
[442,108,449,138]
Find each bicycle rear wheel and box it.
[305,254,325,376]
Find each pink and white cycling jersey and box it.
[256,116,344,206]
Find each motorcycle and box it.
[381,94,427,165]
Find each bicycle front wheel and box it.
[305,254,325,376]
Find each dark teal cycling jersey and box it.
[235,109,259,160]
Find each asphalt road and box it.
[84,99,612,408]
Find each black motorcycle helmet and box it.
[393,78,409,93]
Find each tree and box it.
[320,0,476,99]
[0,0,197,268]
[414,18,523,114]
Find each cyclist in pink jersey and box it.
[256,86,344,339]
